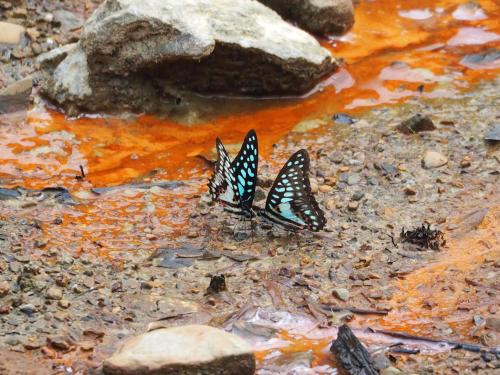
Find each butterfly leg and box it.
[249,218,255,243]
[293,232,300,250]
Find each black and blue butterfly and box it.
[208,129,258,219]
[256,149,326,232]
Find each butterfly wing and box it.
[263,150,326,232]
[208,138,240,212]
[230,129,258,213]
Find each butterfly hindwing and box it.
[263,150,326,232]
[231,130,258,212]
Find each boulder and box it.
[259,0,355,35]
[39,0,338,116]
[103,325,255,375]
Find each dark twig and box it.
[75,165,85,181]
[322,304,389,315]
[387,233,398,247]
[369,328,500,354]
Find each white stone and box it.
[103,325,255,375]
[422,150,448,169]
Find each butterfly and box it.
[256,149,326,232]
[208,129,258,219]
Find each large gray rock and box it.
[39,0,337,116]
[103,325,255,375]
[259,0,355,35]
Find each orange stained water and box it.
[0,0,498,253]
[378,204,500,339]
[1,0,499,193]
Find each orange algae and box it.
[254,330,335,371]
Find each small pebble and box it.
[46,287,63,300]
[0,281,10,297]
[347,201,359,211]
[19,304,37,315]
[422,150,448,169]
[404,186,416,196]
[460,156,471,168]
[352,191,365,201]
[332,288,350,301]
[319,185,333,193]
[381,367,402,375]
[58,299,71,309]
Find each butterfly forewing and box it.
[264,149,326,232]
[208,130,258,217]
[231,130,258,212]
[208,138,239,210]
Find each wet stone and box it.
[330,325,378,375]
[0,281,10,297]
[352,191,365,201]
[378,163,398,176]
[484,124,500,142]
[330,151,344,163]
[347,201,359,212]
[259,0,355,35]
[332,113,357,125]
[461,49,500,68]
[397,114,436,134]
[48,335,73,351]
[45,287,63,300]
[332,288,350,301]
[19,304,37,315]
[422,150,448,169]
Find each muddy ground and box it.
[0,78,499,374]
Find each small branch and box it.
[369,328,500,354]
[387,233,398,247]
[322,304,390,315]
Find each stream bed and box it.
[0,0,499,374]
